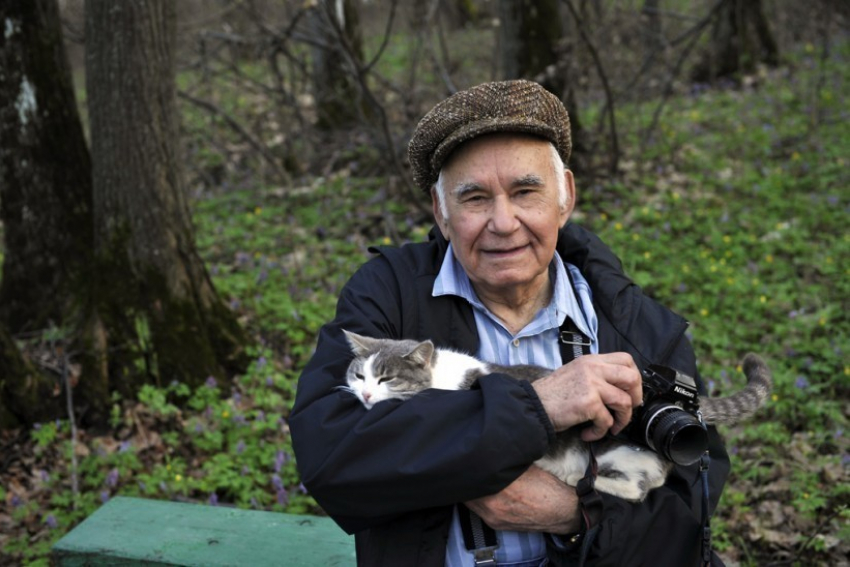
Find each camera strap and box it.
[458,505,499,565]
[699,451,713,566]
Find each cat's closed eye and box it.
[354,372,365,380]
[378,376,395,384]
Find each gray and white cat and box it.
[340,330,772,502]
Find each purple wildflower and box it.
[250,497,259,509]
[40,470,50,483]
[45,515,58,529]
[236,440,246,454]
[138,481,147,492]
[205,376,217,388]
[209,493,219,506]
[255,410,265,423]
[272,474,284,491]
[297,482,308,494]
[274,450,287,473]
[265,376,274,387]
[276,489,289,507]
[256,356,268,369]
[232,391,242,404]
[100,490,110,503]
[119,441,131,453]
[11,494,22,508]
[106,468,119,488]
[795,376,810,389]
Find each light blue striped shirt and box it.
[433,243,599,567]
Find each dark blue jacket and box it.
[290,223,730,566]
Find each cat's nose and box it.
[363,392,372,402]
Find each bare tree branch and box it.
[177,90,291,184]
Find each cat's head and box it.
[342,330,435,409]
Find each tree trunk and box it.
[85,0,250,413]
[642,0,663,52]
[0,0,94,426]
[497,0,562,82]
[310,0,366,129]
[691,0,779,82]
[0,0,94,334]
[497,0,586,171]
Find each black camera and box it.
[620,364,708,466]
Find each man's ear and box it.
[431,186,450,240]
[559,169,577,227]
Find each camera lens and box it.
[642,404,709,466]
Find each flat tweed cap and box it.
[408,79,571,193]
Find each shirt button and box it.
[512,339,520,347]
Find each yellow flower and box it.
[771,394,779,402]
[222,410,230,419]
[614,222,623,231]
[819,317,826,326]
[600,212,608,221]
[843,366,849,377]
[700,308,709,317]
[382,236,392,245]
[175,474,183,482]
[643,251,651,259]
[765,254,774,263]
[760,296,767,304]
[791,152,801,161]
[632,233,641,241]
[722,235,731,244]
[255,207,263,215]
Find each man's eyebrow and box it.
[512,174,545,188]
[453,182,484,198]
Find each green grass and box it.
[4,39,848,566]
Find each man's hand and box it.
[464,466,581,534]
[532,352,642,441]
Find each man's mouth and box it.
[483,244,529,257]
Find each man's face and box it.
[432,134,575,299]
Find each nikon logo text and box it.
[674,386,695,398]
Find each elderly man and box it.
[290,80,730,566]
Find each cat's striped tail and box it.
[699,353,773,425]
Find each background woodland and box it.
[0,0,847,565]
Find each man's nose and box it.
[488,196,520,234]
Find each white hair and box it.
[434,142,568,220]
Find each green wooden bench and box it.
[52,496,355,566]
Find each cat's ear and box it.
[404,341,435,368]
[342,330,376,356]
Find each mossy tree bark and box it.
[84,0,251,415]
[0,0,94,425]
[691,0,779,82]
